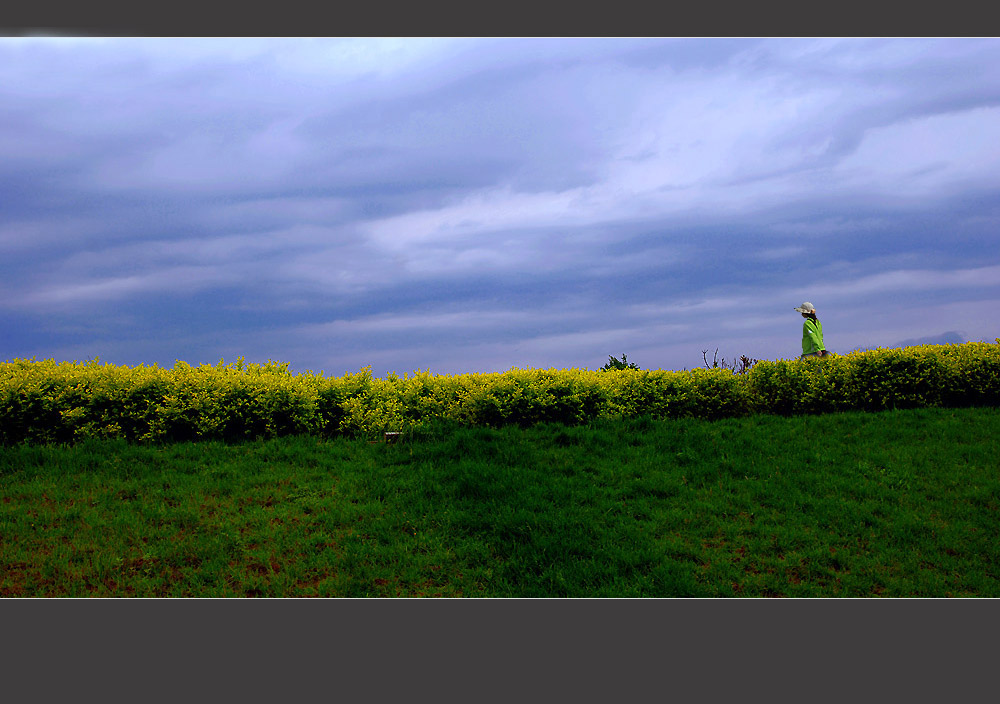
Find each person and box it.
[793,301,829,359]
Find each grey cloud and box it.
[2,38,1000,377]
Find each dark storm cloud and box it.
[2,38,999,375]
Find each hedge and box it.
[2,341,998,444]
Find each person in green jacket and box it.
[794,301,829,359]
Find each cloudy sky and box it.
[2,37,999,376]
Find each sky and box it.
[2,37,999,377]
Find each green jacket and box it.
[802,318,825,355]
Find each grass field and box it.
[1,406,998,597]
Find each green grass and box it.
[2,407,998,597]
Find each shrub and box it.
[2,340,997,444]
[600,353,641,372]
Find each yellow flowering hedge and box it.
[1,340,998,444]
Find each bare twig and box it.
[702,348,759,374]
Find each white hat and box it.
[793,301,816,313]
